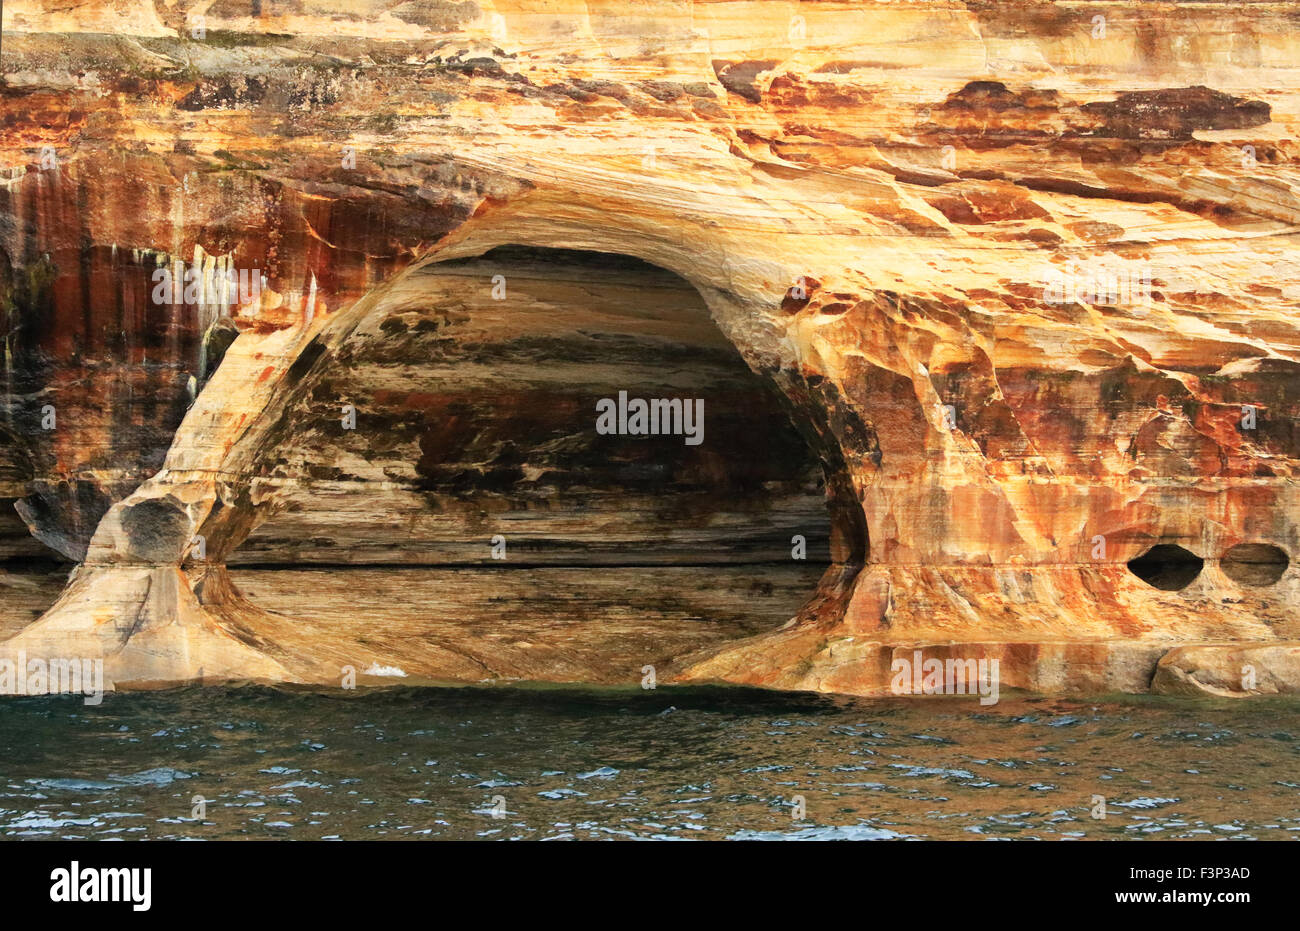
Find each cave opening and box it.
[1221,543,1289,587]
[229,246,846,682]
[1127,543,1204,591]
[236,246,837,567]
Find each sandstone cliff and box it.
[1,0,1298,697]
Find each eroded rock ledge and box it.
[1,0,1298,698]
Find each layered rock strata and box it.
[0,0,1298,697]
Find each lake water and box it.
[1,684,1297,840]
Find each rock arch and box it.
[0,201,875,688]
[3,182,1299,696]
[1,102,1298,697]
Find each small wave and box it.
[364,664,408,678]
[729,823,910,841]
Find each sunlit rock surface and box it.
[0,0,1298,697]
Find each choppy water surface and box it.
[0,686,1297,840]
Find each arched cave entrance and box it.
[229,247,849,682]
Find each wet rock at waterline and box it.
[0,0,1298,699]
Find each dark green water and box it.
[0,686,1297,840]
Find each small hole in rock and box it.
[1221,543,1289,587]
[1127,543,1204,591]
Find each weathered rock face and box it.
[1,0,1298,697]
